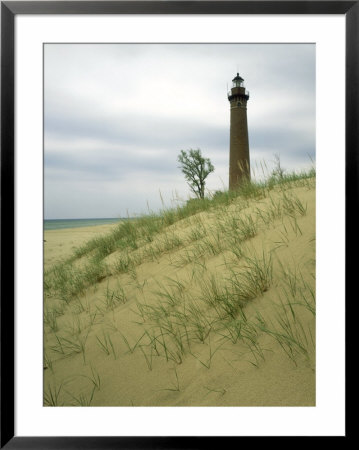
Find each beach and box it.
[44,224,119,270]
[44,179,315,406]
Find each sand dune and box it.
[44,176,315,406]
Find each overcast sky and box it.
[44,43,315,219]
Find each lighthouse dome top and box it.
[232,72,244,82]
[232,73,244,87]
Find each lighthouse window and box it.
[237,101,242,107]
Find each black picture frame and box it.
[1,1,354,447]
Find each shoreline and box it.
[44,223,118,270]
[44,218,123,232]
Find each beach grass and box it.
[44,165,315,406]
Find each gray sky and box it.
[44,43,315,219]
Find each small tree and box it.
[177,148,214,199]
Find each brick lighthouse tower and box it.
[228,73,250,189]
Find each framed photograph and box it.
[1,1,354,446]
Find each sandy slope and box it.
[44,180,315,406]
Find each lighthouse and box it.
[228,73,250,189]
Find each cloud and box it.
[45,109,228,153]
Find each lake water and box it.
[44,218,123,231]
